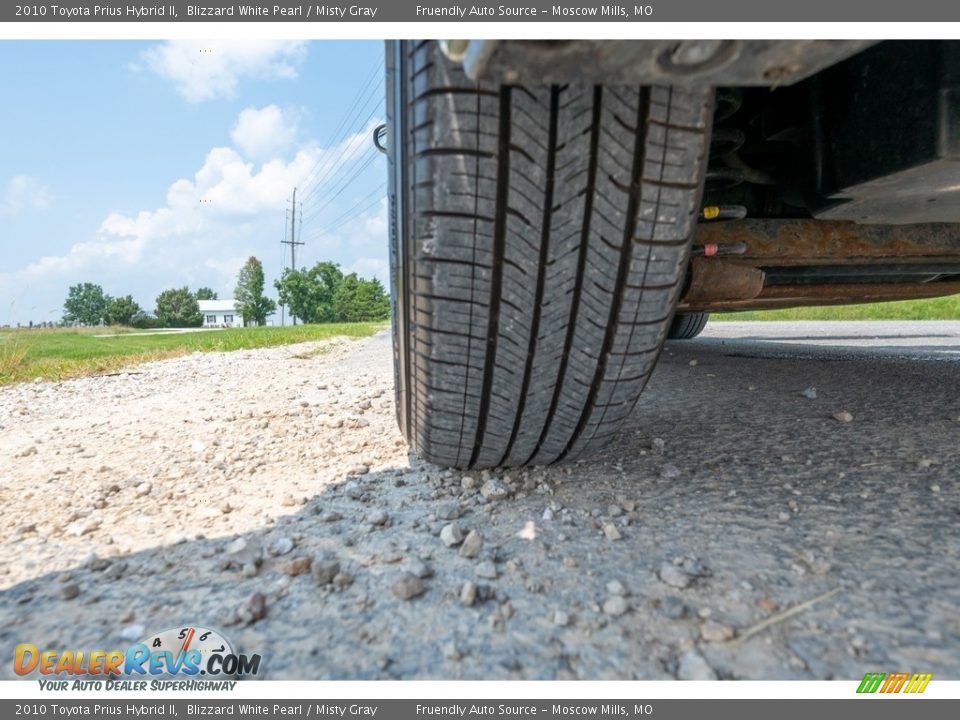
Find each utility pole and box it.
[281,187,304,325]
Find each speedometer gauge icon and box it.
[136,626,236,677]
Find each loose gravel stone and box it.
[440,522,465,547]
[603,596,629,617]
[659,562,693,589]
[407,558,433,579]
[104,562,127,580]
[311,554,340,586]
[459,531,483,559]
[333,572,354,588]
[283,557,312,577]
[606,580,627,596]
[480,479,509,501]
[241,592,267,625]
[701,621,736,642]
[269,537,295,556]
[603,523,622,541]
[832,410,854,423]
[436,502,461,521]
[392,573,425,600]
[800,387,817,399]
[366,509,389,526]
[60,583,80,600]
[460,581,478,607]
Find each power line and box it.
[301,181,385,241]
[276,57,385,299]
[300,139,379,220]
[299,147,382,226]
[297,59,384,201]
[299,82,382,200]
[298,98,384,209]
[317,194,386,237]
[301,182,387,241]
[296,58,382,194]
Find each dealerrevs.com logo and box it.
[14,626,261,691]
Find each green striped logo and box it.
[857,672,886,693]
[857,672,932,694]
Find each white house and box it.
[199,300,244,328]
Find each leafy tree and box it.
[195,287,218,301]
[333,273,361,322]
[235,256,276,326]
[275,261,343,324]
[332,274,390,322]
[63,283,110,325]
[155,287,202,328]
[353,277,390,321]
[276,263,389,323]
[130,312,162,330]
[104,295,142,326]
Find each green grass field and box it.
[711,295,960,322]
[0,323,385,386]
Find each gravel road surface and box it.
[1,322,958,680]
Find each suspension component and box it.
[702,89,748,217]
[690,241,748,257]
[681,218,960,311]
[700,205,748,221]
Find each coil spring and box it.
[701,88,748,220]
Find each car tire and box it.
[667,312,709,339]
[386,40,712,468]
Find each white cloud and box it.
[204,254,248,286]
[348,256,389,283]
[14,118,381,281]
[231,105,298,161]
[1,175,51,216]
[142,40,308,102]
[0,110,388,323]
[319,198,389,282]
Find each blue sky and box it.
[0,40,386,325]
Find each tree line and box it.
[274,262,390,324]
[61,257,389,328]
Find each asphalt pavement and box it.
[2,321,957,680]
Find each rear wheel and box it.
[387,40,712,468]
[667,312,709,339]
